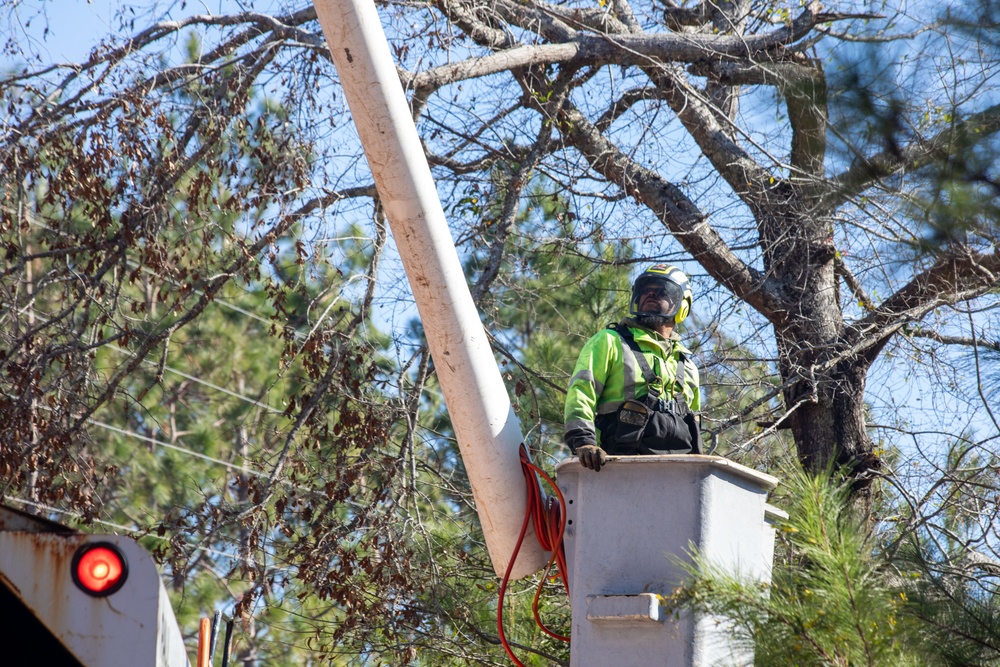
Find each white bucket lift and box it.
[557,455,784,667]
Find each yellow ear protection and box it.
[630,264,693,324]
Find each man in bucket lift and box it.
[564,264,702,471]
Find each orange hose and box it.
[497,469,534,667]
[520,451,571,642]
[497,446,572,666]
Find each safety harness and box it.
[613,324,687,401]
[595,324,701,455]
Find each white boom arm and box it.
[312,0,550,579]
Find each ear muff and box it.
[674,295,691,324]
[662,265,692,323]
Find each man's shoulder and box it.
[586,325,623,345]
[576,326,625,357]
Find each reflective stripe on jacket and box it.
[563,319,700,449]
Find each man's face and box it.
[638,283,679,316]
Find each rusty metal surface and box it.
[0,530,189,666]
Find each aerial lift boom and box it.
[311,0,551,580]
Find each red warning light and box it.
[72,542,128,596]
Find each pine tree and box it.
[676,467,928,667]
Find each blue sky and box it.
[15,0,118,62]
[14,1,256,62]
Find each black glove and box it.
[575,445,607,472]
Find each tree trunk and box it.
[765,200,881,494]
[781,340,878,473]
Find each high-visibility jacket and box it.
[563,319,700,451]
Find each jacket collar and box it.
[619,317,681,343]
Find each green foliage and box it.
[5,0,1000,664]
[0,32,422,665]
[891,542,1000,667]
